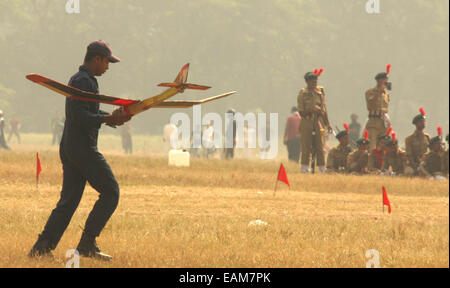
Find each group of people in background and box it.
[284,67,449,179]
[0,110,22,150]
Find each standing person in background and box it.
[121,122,132,154]
[284,107,302,163]
[297,71,331,173]
[224,109,237,160]
[163,122,178,152]
[365,67,391,150]
[0,110,10,150]
[51,112,65,146]
[348,114,361,149]
[8,116,22,144]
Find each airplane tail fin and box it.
[158,63,211,91]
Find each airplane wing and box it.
[26,64,235,116]
[153,91,236,108]
[26,74,139,106]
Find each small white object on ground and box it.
[248,219,268,227]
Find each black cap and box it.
[385,138,398,147]
[412,114,426,125]
[430,136,442,146]
[87,40,120,63]
[356,138,370,146]
[336,131,348,140]
[304,72,318,81]
[377,134,391,141]
[375,72,388,80]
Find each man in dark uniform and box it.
[29,40,131,261]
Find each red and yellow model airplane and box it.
[26,63,236,116]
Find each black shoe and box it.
[29,234,54,258]
[76,233,112,262]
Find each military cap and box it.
[429,136,442,146]
[304,72,318,81]
[412,114,426,125]
[377,134,391,141]
[336,130,348,140]
[356,138,370,146]
[375,72,388,80]
[385,138,398,147]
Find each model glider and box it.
[26,63,236,116]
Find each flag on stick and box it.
[274,163,290,196]
[36,152,42,189]
[382,186,391,214]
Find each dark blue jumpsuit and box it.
[41,65,119,249]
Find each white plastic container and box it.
[168,149,190,167]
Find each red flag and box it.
[36,152,42,182]
[382,186,391,214]
[277,163,290,188]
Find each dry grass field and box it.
[0,134,448,268]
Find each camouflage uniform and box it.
[326,144,352,172]
[383,149,408,175]
[347,149,369,174]
[365,87,389,150]
[404,130,430,175]
[298,85,328,170]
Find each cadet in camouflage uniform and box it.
[297,72,331,173]
[368,134,390,172]
[327,129,352,173]
[347,134,370,174]
[382,134,408,175]
[365,71,390,150]
[404,111,430,176]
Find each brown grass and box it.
[0,146,448,268]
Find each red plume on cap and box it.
[313,69,319,75]
[419,107,426,116]
[386,64,392,75]
[364,130,369,141]
[391,132,397,143]
[438,126,443,137]
[385,126,393,136]
[343,123,350,132]
[317,68,324,76]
